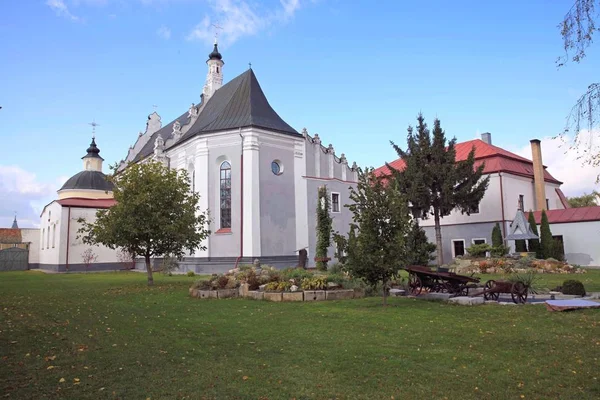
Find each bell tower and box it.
[202,40,224,100]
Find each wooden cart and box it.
[473,279,529,304]
[404,265,480,297]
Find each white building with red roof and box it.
[375,133,600,266]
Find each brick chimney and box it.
[481,132,492,145]
[530,139,546,211]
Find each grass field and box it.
[1,270,599,399]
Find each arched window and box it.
[52,225,56,248]
[219,161,231,229]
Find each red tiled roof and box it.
[555,188,570,209]
[57,198,116,209]
[0,229,22,244]
[532,206,600,224]
[375,139,562,184]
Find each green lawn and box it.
[1,271,599,400]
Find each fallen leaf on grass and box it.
[47,366,55,370]
[59,378,65,383]
[242,376,248,381]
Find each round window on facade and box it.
[271,160,283,175]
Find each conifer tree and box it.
[389,114,489,266]
[315,186,333,271]
[527,211,541,258]
[405,220,436,266]
[539,210,553,259]
[491,223,503,247]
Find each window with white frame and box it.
[331,192,340,213]
[452,239,466,258]
[472,238,486,245]
[219,161,232,229]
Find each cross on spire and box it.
[248,62,252,70]
[211,22,223,44]
[88,120,99,139]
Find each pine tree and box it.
[405,220,437,266]
[315,186,333,271]
[527,211,541,258]
[389,114,489,266]
[539,210,553,259]
[491,223,503,247]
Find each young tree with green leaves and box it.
[344,168,411,306]
[539,210,554,259]
[527,211,541,258]
[567,191,599,208]
[78,161,210,286]
[405,220,436,266]
[315,186,333,271]
[389,114,489,266]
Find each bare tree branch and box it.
[557,0,599,67]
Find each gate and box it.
[0,247,29,271]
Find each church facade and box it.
[114,43,358,273]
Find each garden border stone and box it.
[303,290,326,301]
[282,292,304,302]
[325,289,354,300]
[264,292,283,302]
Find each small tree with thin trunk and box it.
[78,161,210,286]
[344,168,411,306]
[388,114,489,266]
[81,248,98,271]
[315,185,332,271]
[527,211,541,258]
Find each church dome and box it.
[208,43,222,61]
[60,170,114,192]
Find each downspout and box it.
[234,130,244,268]
[498,172,506,239]
[65,206,71,272]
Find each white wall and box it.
[39,201,63,266]
[20,228,40,265]
[545,183,565,210]
[67,207,120,265]
[545,221,600,266]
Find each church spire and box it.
[82,137,104,172]
[11,214,18,229]
[202,40,224,100]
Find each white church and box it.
[38,42,358,272]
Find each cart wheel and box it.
[484,280,499,301]
[511,282,528,304]
[409,275,422,296]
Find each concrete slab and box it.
[199,290,218,299]
[263,292,283,302]
[246,291,264,300]
[282,292,304,302]
[448,296,485,306]
[389,289,405,297]
[325,289,354,300]
[217,289,239,299]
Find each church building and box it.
[45,42,357,273]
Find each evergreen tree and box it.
[344,168,411,306]
[389,114,489,266]
[315,186,333,271]
[491,223,503,247]
[539,210,553,259]
[405,220,436,266]
[527,211,541,258]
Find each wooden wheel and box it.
[484,280,499,301]
[409,274,423,296]
[511,282,528,304]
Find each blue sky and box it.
[1,0,599,227]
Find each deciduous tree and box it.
[388,114,489,266]
[78,161,210,286]
[567,191,599,207]
[344,168,411,306]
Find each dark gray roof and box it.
[60,171,114,192]
[11,216,18,229]
[506,209,539,241]
[133,69,299,162]
[82,137,103,160]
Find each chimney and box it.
[530,139,546,211]
[481,132,492,145]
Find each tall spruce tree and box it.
[539,210,553,259]
[405,220,436,266]
[389,114,489,266]
[491,223,503,247]
[527,211,541,258]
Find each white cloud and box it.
[46,0,81,21]
[157,25,172,39]
[187,0,306,46]
[511,131,600,197]
[0,166,59,229]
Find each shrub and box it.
[264,282,280,292]
[508,271,540,294]
[328,262,345,275]
[300,276,327,290]
[192,279,212,290]
[280,267,313,282]
[466,243,491,258]
[515,256,535,270]
[550,239,565,261]
[247,273,261,291]
[561,280,586,296]
[405,221,436,265]
[187,271,195,277]
[490,245,509,257]
[216,275,229,289]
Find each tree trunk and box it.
[145,254,154,286]
[382,278,388,307]
[434,209,443,266]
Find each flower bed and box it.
[190,265,366,302]
[450,256,587,275]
